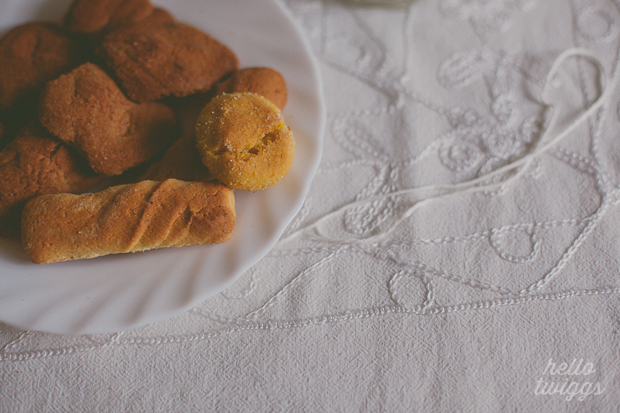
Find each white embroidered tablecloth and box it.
[2,0,620,411]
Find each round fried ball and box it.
[195,93,295,191]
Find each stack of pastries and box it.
[0,0,294,264]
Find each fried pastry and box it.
[39,62,178,176]
[0,122,100,238]
[0,23,83,112]
[65,0,175,39]
[22,179,235,264]
[0,118,11,150]
[138,8,176,28]
[195,93,295,191]
[216,67,288,110]
[141,135,214,182]
[98,22,238,102]
[65,0,154,35]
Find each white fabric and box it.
[2,0,620,410]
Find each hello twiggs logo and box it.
[534,358,605,401]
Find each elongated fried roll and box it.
[22,179,235,264]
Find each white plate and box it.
[0,0,325,334]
